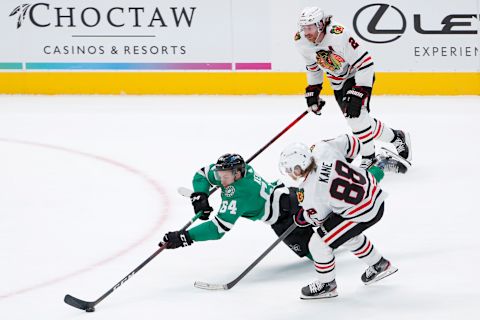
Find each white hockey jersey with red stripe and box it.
[295,19,374,90]
[299,136,386,225]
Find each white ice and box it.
[0,94,479,320]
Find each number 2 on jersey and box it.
[349,37,359,49]
[329,161,366,205]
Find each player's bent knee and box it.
[308,233,333,260]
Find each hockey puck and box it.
[86,307,95,312]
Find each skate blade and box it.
[300,289,338,300]
[380,147,412,168]
[364,266,399,286]
[404,132,412,161]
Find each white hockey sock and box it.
[343,234,382,266]
[346,110,375,157]
[309,233,336,283]
[371,118,395,143]
[314,257,336,283]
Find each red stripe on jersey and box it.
[355,241,372,256]
[348,136,357,158]
[356,57,372,70]
[346,182,378,217]
[315,261,335,270]
[324,221,355,243]
[358,130,373,140]
[327,75,346,80]
[373,121,383,139]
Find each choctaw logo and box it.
[8,3,197,29]
[316,49,345,72]
[330,25,344,34]
[9,4,32,28]
[297,190,304,203]
[224,186,236,198]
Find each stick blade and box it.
[177,187,193,198]
[194,281,228,291]
[64,294,95,311]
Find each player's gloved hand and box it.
[293,208,310,227]
[161,230,193,249]
[190,192,213,220]
[305,84,325,115]
[343,86,369,118]
[303,209,332,226]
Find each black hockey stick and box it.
[208,109,310,195]
[194,222,298,290]
[64,211,203,312]
[65,109,309,311]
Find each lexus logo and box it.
[353,3,479,44]
[353,3,406,44]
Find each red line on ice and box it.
[0,137,170,299]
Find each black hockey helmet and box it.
[215,153,246,177]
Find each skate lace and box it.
[308,281,325,294]
[392,137,406,153]
[365,266,378,279]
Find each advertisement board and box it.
[0,0,478,94]
[275,0,479,72]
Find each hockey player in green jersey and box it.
[161,152,315,259]
[160,134,408,259]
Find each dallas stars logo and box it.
[224,186,236,198]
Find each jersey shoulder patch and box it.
[294,32,301,41]
[330,25,344,35]
[224,185,236,198]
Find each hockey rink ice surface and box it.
[0,94,479,320]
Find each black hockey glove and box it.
[293,208,310,228]
[305,84,326,115]
[161,230,193,249]
[343,86,369,118]
[190,192,213,220]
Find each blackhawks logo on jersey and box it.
[316,49,345,72]
[330,25,344,34]
[224,185,235,198]
[297,190,304,203]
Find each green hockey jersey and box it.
[187,164,280,241]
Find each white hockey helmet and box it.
[298,7,325,30]
[278,142,313,177]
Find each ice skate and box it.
[360,154,376,170]
[391,129,412,161]
[300,279,338,300]
[361,257,398,285]
[375,148,412,174]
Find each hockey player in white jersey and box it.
[279,135,405,299]
[295,7,412,168]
